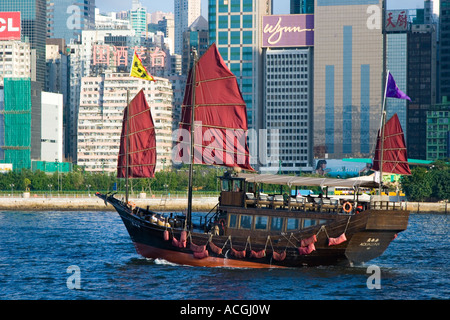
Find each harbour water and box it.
[0,211,448,302]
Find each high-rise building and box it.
[386,10,410,135]
[41,92,63,162]
[313,0,383,159]
[209,0,272,168]
[426,99,450,160]
[77,72,173,173]
[0,0,47,160]
[46,0,96,44]
[0,78,32,170]
[290,0,314,14]
[130,0,147,36]
[174,0,201,55]
[0,41,31,86]
[264,48,313,173]
[440,0,450,101]
[407,23,437,160]
[182,15,209,74]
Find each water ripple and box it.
[0,211,448,300]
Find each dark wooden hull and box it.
[97,193,409,268]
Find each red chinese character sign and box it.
[91,45,166,69]
[386,10,409,32]
[150,47,166,67]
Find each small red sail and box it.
[176,43,254,171]
[117,89,156,178]
[372,113,411,175]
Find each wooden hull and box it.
[97,193,409,268]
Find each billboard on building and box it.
[314,159,371,178]
[0,12,21,40]
[262,14,314,47]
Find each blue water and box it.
[0,211,448,300]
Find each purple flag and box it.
[386,72,411,101]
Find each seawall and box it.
[0,195,219,212]
[0,195,447,213]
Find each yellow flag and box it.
[130,51,155,81]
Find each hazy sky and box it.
[95,0,437,16]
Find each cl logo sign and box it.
[0,17,19,33]
[0,12,21,40]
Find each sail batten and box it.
[176,43,254,171]
[117,89,157,179]
[372,113,411,175]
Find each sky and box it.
[95,0,438,16]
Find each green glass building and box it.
[208,0,272,168]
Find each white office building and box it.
[263,48,313,174]
[77,71,173,173]
[41,92,64,162]
[0,41,31,86]
[174,0,201,54]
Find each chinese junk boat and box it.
[96,44,410,268]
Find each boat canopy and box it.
[236,173,380,189]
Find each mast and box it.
[187,48,198,230]
[379,0,387,196]
[126,89,130,203]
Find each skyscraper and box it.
[182,15,209,74]
[313,0,383,159]
[407,23,437,160]
[0,0,46,160]
[174,0,201,55]
[440,0,450,101]
[209,0,271,168]
[290,0,314,14]
[386,10,410,135]
[130,0,147,36]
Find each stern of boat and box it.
[345,209,409,264]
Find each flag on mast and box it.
[386,71,410,100]
[130,51,155,81]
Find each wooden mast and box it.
[187,48,198,230]
[125,89,130,203]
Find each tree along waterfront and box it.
[0,165,224,195]
[0,161,448,202]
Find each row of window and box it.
[228,213,327,232]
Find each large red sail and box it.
[372,113,411,175]
[176,43,254,171]
[117,89,156,178]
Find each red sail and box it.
[117,89,156,178]
[372,113,411,175]
[176,43,254,171]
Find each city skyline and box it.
[95,0,437,16]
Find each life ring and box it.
[343,202,353,213]
[128,201,136,210]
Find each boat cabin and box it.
[211,171,377,237]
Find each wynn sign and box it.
[262,14,314,48]
[0,12,21,40]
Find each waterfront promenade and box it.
[0,193,447,213]
[0,193,219,212]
